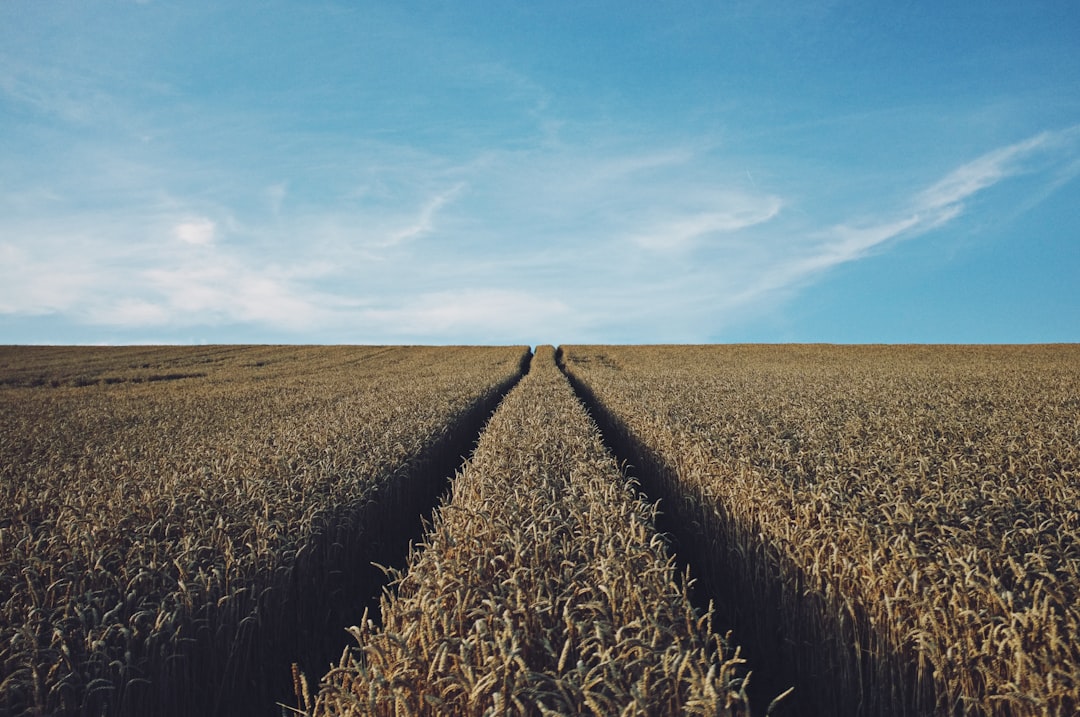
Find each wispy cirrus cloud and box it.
[3,1,1078,345]
[384,182,467,247]
[719,125,1080,313]
[2,118,1077,343]
[631,194,783,251]
[915,130,1066,213]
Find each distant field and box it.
[1,344,1077,716]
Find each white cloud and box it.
[361,289,574,340]
[0,240,103,315]
[2,117,1077,344]
[118,261,329,330]
[108,298,170,325]
[0,211,331,332]
[817,215,924,264]
[916,132,1052,212]
[716,126,1080,315]
[725,215,924,307]
[173,218,216,245]
[81,273,312,330]
[632,195,783,251]
[384,183,466,246]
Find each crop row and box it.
[562,344,1080,716]
[0,345,529,716]
[311,346,755,716]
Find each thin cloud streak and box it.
[719,126,1080,315]
[632,195,783,251]
[916,131,1059,212]
[384,183,467,246]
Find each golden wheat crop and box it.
[311,346,754,716]
[562,344,1080,717]
[0,345,528,717]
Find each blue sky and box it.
[2,1,1078,345]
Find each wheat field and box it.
[0,345,527,716]
[311,346,751,716]
[562,344,1080,716]
[2,344,1077,716]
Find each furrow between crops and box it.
[281,350,533,711]
[309,346,751,716]
[557,347,798,716]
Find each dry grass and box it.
[312,346,753,716]
[562,344,1080,716]
[0,345,528,716]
